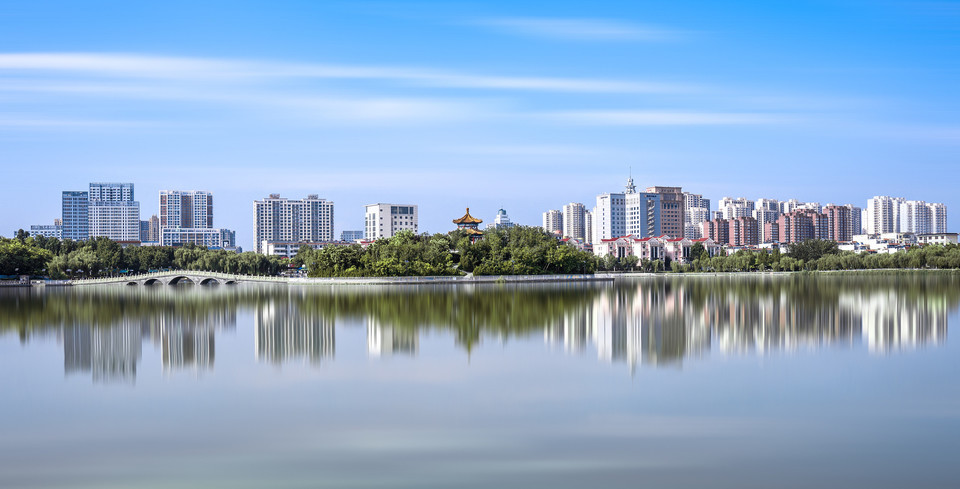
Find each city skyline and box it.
[2,1,958,249]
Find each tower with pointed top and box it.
[453,208,484,242]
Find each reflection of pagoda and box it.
[453,207,484,242]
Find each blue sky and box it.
[1,0,958,248]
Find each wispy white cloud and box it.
[476,17,685,42]
[547,110,790,126]
[0,53,696,94]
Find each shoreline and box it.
[15,267,957,288]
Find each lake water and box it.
[1,273,959,488]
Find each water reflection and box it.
[1,273,957,382]
[256,298,335,365]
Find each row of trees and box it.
[4,229,960,279]
[0,234,285,278]
[294,227,598,277]
[602,240,960,273]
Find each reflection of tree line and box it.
[1,273,957,381]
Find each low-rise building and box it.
[261,241,351,257]
[161,228,236,249]
[917,233,957,245]
[364,203,418,240]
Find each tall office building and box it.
[625,191,661,238]
[364,203,418,240]
[644,186,684,238]
[88,183,140,242]
[62,191,89,241]
[253,194,334,254]
[595,176,664,242]
[542,209,563,236]
[562,202,586,240]
[594,193,625,243]
[160,190,213,229]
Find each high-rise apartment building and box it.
[364,204,418,240]
[753,199,780,243]
[823,205,853,242]
[160,190,214,229]
[645,186,684,238]
[158,190,235,248]
[728,217,759,247]
[719,197,754,220]
[929,203,948,233]
[88,183,140,242]
[683,192,710,239]
[866,196,904,235]
[766,209,829,244]
[584,210,593,245]
[562,202,586,240]
[542,209,563,236]
[779,199,803,215]
[61,191,89,241]
[253,194,335,254]
[866,196,946,235]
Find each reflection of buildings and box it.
[367,318,419,357]
[61,298,237,382]
[547,278,950,373]
[141,307,235,373]
[856,291,948,353]
[161,323,215,372]
[63,320,142,383]
[256,300,335,365]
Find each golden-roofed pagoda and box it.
[453,207,484,242]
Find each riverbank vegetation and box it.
[0,233,284,278]
[294,227,596,277]
[3,228,960,279]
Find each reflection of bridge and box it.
[72,271,287,286]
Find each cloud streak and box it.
[0,53,697,94]
[476,17,685,42]
[548,110,789,126]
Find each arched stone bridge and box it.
[71,271,287,286]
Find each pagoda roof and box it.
[463,228,484,235]
[453,207,483,224]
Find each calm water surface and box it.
[1,274,959,488]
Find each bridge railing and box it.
[70,270,288,285]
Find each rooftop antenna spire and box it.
[625,167,637,194]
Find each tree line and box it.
[3,227,960,279]
[595,239,960,273]
[293,226,597,277]
[0,232,284,278]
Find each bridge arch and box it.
[168,276,195,285]
[126,281,138,286]
[199,277,221,286]
[143,278,162,285]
